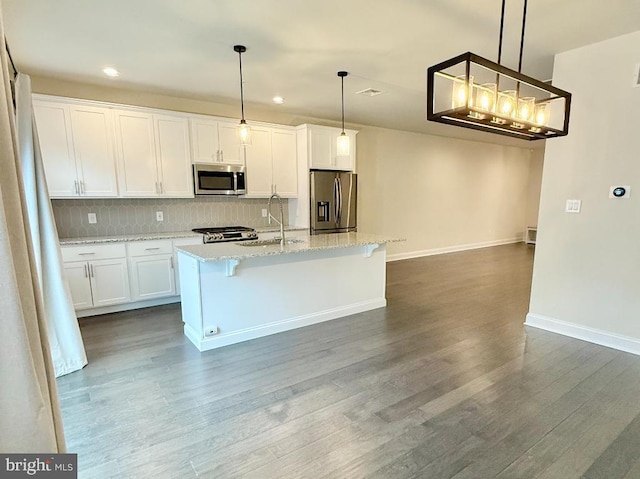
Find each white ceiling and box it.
[3,0,640,147]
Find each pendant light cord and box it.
[497,0,506,64]
[238,50,245,121]
[518,0,528,73]
[341,75,345,133]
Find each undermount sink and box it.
[237,238,306,247]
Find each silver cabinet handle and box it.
[145,247,160,251]
[74,180,79,195]
[220,150,224,162]
[80,181,85,195]
[89,264,94,277]
[170,257,174,269]
[83,263,88,278]
[78,252,95,256]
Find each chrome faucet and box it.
[267,193,285,247]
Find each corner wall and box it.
[527,30,640,353]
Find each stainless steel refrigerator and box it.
[310,170,357,234]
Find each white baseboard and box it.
[387,237,523,262]
[187,299,387,352]
[525,313,640,356]
[77,296,180,318]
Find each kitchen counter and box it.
[176,232,402,262]
[59,231,201,245]
[58,227,309,246]
[177,232,402,352]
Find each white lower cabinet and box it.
[62,244,130,310]
[128,240,176,301]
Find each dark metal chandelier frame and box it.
[426,0,571,141]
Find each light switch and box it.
[565,199,581,213]
[156,211,164,222]
[261,209,268,218]
[88,213,97,224]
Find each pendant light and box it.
[234,45,251,145]
[337,71,350,156]
[426,0,571,140]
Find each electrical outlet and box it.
[88,213,97,224]
[156,211,164,222]
[205,327,218,337]
[261,208,268,218]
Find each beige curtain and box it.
[0,11,66,452]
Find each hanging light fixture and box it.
[233,45,251,145]
[336,71,350,156]
[426,0,571,140]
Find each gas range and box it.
[192,226,258,244]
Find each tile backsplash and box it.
[52,197,289,238]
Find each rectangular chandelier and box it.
[427,52,571,141]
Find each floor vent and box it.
[356,88,384,97]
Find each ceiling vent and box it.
[356,88,384,97]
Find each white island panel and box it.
[177,233,398,351]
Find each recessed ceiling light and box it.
[272,96,284,104]
[102,67,119,78]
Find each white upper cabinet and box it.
[34,99,118,198]
[271,128,298,197]
[244,125,297,198]
[113,110,157,196]
[190,118,244,165]
[154,115,192,197]
[304,124,357,171]
[114,109,193,198]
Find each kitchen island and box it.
[176,232,402,351]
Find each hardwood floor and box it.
[57,244,640,478]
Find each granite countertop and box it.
[176,232,404,262]
[58,227,310,246]
[59,231,202,245]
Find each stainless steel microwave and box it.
[193,163,246,196]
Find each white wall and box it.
[525,147,545,227]
[527,30,640,351]
[357,126,533,259]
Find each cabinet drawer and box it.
[62,243,126,262]
[128,240,173,257]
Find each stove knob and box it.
[249,232,257,238]
[214,233,224,240]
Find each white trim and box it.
[387,237,522,262]
[525,313,640,356]
[76,295,180,318]
[187,299,387,352]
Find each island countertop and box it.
[176,232,403,262]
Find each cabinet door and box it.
[190,118,220,163]
[33,102,79,197]
[271,129,298,197]
[114,110,158,197]
[244,126,273,197]
[218,121,244,165]
[63,261,93,310]
[129,254,176,301]
[309,127,334,169]
[89,258,131,307]
[155,115,193,197]
[69,105,118,197]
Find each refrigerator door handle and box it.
[336,177,343,225]
[333,178,340,227]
